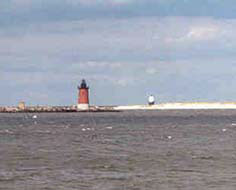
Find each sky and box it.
[2,0,236,106]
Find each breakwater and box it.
[3,102,236,113]
[0,106,119,113]
[0,106,77,113]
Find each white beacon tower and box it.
[148,95,155,105]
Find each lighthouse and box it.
[77,79,89,110]
[148,95,155,106]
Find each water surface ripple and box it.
[0,110,236,189]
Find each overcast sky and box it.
[2,0,236,106]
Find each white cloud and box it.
[146,68,158,75]
[2,16,236,104]
[116,78,137,86]
[9,0,134,7]
[2,17,236,69]
[10,0,32,6]
[108,0,134,5]
[186,25,220,41]
[81,61,122,68]
[2,17,235,59]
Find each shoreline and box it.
[0,106,120,113]
[114,102,236,110]
[3,102,236,112]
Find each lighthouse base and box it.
[77,104,89,110]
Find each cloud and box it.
[2,0,236,27]
[75,0,134,6]
[146,68,158,75]
[165,24,221,45]
[3,17,236,62]
[115,77,138,87]
[2,16,236,105]
[186,26,220,41]
[2,17,236,71]
[9,0,134,6]
[4,1,236,105]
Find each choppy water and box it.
[1,110,236,190]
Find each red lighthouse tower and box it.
[77,79,89,110]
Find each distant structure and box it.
[18,101,26,110]
[77,79,89,110]
[148,95,155,105]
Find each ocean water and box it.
[0,110,236,190]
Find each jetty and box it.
[0,105,119,113]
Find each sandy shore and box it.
[115,102,236,110]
